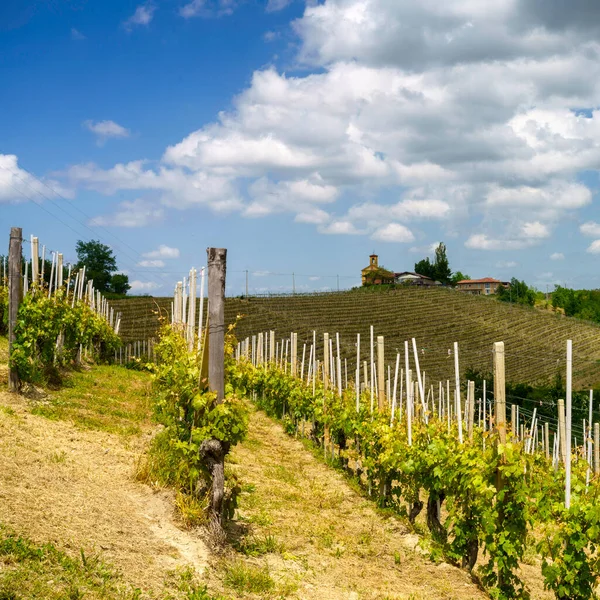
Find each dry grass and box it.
[207,407,490,600]
[0,362,211,598]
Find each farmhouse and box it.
[455,277,510,296]
[361,255,439,286]
[361,254,395,285]
[394,272,440,287]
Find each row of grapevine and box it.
[231,329,600,600]
[3,229,121,385]
[109,287,600,387]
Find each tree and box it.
[451,271,470,285]
[434,242,452,284]
[75,240,129,294]
[414,242,453,284]
[497,278,535,306]
[414,257,436,279]
[111,273,131,295]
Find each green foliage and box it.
[414,242,453,284]
[363,267,395,285]
[144,322,248,521]
[0,524,140,599]
[223,562,275,594]
[497,278,536,306]
[451,271,470,285]
[0,285,7,336]
[9,289,120,384]
[75,239,129,295]
[552,285,600,324]
[231,359,600,600]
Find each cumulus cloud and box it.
[0,154,72,204]
[580,222,600,237]
[61,0,600,245]
[550,252,565,260]
[372,223,415,243]
[137,259,165,267]
[587,240,600,254]
[143,244,180,259]
[129,280,162,292]
[90,198,164,228]
[123,3,156,30]
[84,120,130,145]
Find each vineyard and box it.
[111,287,600,388]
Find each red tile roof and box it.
[456,277,507,284]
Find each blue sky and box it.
[2,0,600,295]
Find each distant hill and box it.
[110,287,600,388]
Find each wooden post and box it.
[595,422,599,475]
[558,399,567,465]
[511,405,516,439]
[323,333,330,391]
[545,422,550,460]
[8,227,23,392]
[493,342,506,443]
[468,380,475,440]
[201,247,229,526]
[565,340,572,508]
[377,335,385,410]
[454,342,463,443]
[355,333,360,412]
[291,332,297,377]
[207,248,226,402]
[31,236,39,286]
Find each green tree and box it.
[414,257,436,279]
[497,278,535,306]
[451,271,470,285]
[110,273,131,295]
[414,242,453,284]
[75,240,129,294]
[433,242,452,284]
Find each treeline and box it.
[551,286,600,323]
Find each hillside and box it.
[0,341,502,599]
[111,288,600,388]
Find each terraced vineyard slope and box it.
[111,288,600,387]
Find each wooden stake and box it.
[493,342,506,444]
[8,227,22,392]
[207,248,226,402]
[595,422,599,475]
[454,342,463,443]
[468,380,475,440]
[558,399,567,465]
[377,335,385,411]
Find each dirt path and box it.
[217,408,490,600]
[0,390,209,596]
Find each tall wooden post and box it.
[8,227,23,392]
[207,248,226,402]
[200,247,228,526]
[468,380,475,440]
[493,342,506,444]
[594,422,599,476]
[377,335,385,410]
[558,399,567,465]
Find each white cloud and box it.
[266,0,291,12]
[179,0,237,18]
[587,240,600,254]
[0,154,72,204]
[465,234,529,251]
[496,261,517,268]
[580,222,600,237]
[60,0,600,245]
[371,223,415,243]
[89,198,164,228]
[521,221,550,239]
[137,259,165,268]
[129,280,162,292]
[319,220,360,235]
[123,3,156,30]
[71,28,85,40]
[143,244,180,259]
[550,252,565,261]
[263,30,279,42]
[84,120,130,145]
[252,270,270,276]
